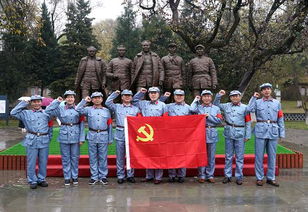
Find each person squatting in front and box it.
[191,90,223,183]
[213,90,251,185]
[10,95,54,189]
[76,92,113,185]
[45,90,85,186]
[105,89,140,184]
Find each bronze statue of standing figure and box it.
[188,44,217,96]
[107,45,133,91]
[75,46,107,98]
[131,40,164,91]
[161,43,185,92]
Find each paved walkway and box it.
[0,127,307,211]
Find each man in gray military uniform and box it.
[161,43,185,93]
[188,44,217,97]
[131,40,164,91]
[75,46,107,98]
[107,45,133,91]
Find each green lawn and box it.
[0,127,294,155]
[284,121,308,130]
[281,100,304,113]
[0,119,19,128]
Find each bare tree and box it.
[136,0,308,92]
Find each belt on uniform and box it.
[206,126,217,128]
[61,122,79,126]
[27,131,48,136]
[116,125,124,128]
[89,128,108,133]
[257,120,277,123]
[225,121,245,128]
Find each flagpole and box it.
[124,117,131,170]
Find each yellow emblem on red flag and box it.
[136,124,154,142]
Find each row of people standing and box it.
[75,41,217,98]
[10,82,284,189]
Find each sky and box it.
[90,0,125,23]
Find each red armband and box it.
[107,118,113,125]
[245,114,252,122]
[79,115,85,122]
[278,110,284,118]
[216,114,223,119]
[48,120,54,127]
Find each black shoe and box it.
[127,177,136,183]
[38,181,48,187]
[89,179,98,185]
[256,180,263,186]
[141,178,153,182]
[222,177,231,184]
[30,183,37,189]
[72,178,78,185]
[154,179,161,184]
[64,179,70,186]
[100,178,108,185]
[168,177,176,183]
[178,177,185,183]
[266,180,279,187]
[236,179,243,185]
[117,179,124,184]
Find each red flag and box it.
[125,115,207,169]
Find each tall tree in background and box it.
[0,0,37,102]
[30,1,60,96]
[49,0,100,97]
[137,0,308,93]
[93,19,116,61]
[110,1,140,59]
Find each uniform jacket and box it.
[131,51,164,87]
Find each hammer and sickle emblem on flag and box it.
[136,124,154,142]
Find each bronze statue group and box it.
[10,41,284,189]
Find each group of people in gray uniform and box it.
[11,82,285,189]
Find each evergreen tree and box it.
[0,2,33,102]
[110,1,140,59]
[49,0,100,97]
[30,2,60,96]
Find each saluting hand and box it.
[140,88,147,93]
[244,139,249,142]
[163,92,171,97]
[253,92,260,98]
[85,96,91,102]
[194,96,201,101]
[57,96,63,102]
[219,90,226,96]
[115,90,121,95]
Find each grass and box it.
[284,121,308,130]
[281,100,304,113]
[0,119,19,128]
[0,127,294,156]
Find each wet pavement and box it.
[0,128,307,211]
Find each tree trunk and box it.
[305,110,308,125]
[41,84,44,96]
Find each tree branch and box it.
[210,0,244,49]
[184,0,203,12]
[248,0,258,42]
[169,0,181,24]
[206,0,226,44]
[139,0,156,10]
[257,0,286,35]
